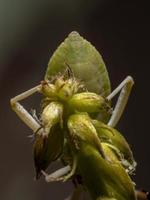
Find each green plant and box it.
[11,32,139,200]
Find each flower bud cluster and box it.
[33,75,136,199]
[41,76,82,102]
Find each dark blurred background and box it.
[0,0,149,199]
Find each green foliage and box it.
[45,31,111,97]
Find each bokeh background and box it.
[0,0,149,199]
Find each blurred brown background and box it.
[0,0,149,199]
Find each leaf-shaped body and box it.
[45,31,111,97]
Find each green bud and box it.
[57,78,80,101]
[41,81,57,99]
[66,113,136,200]
[33,124,64,179]
[68,92,110,114]
[41,102,63,135]
[67,114,104,154]
[34,100,64,179]
[92,120,136,174]
[33,101,64,179]
[101,142,120,164]
[55,76,66,88]
[77,143,136,200]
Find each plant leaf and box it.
[45,31,111,97]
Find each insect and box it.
[10,31,137,200]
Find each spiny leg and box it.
[10,84,42,133]
[106,76,134,127]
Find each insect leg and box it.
[42,165,71,182]
[106,76,134,127]
[10,85,42,133]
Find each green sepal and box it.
[41,101,63,134]
[33,124,64,179]
[34,101,64,179]
[68,92,111,114]
[77,143,136,200]
[92,120,136,173]
[67,113,103,154]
